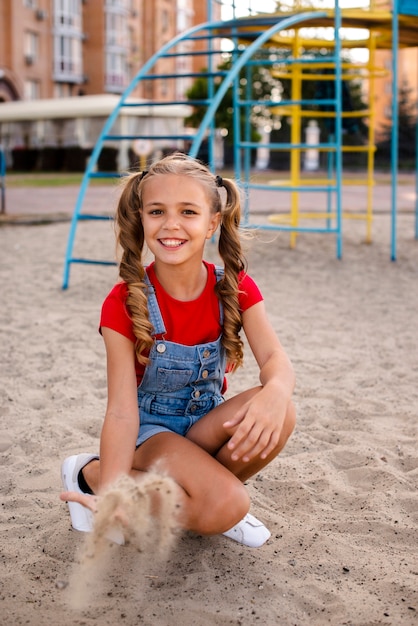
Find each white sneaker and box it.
[222,513,271,548]
[61,453,98,532]
[61,454,125,545]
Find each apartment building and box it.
[372,47,418,140]
[370,1,418,138]
[0,0,221,103]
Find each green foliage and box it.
[376,79,417,166]
[185,55,282,145]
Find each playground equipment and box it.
[62,0,418,289]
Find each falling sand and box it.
[67,471,181,610]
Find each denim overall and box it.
[135,268,226,447]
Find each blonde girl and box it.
[61,153,296,547]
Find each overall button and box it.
[190,405,197,413]
[202,349,210,358]
[156,343,166,353]
[201,370,209,379]
[193,390,201,399]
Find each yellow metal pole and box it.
[365,30,377,244]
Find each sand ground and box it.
[0,176,417,625]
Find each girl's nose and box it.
[163,213,180,229]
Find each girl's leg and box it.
[186,387,296,482]
[80,389,295,536]
[83,432,250,536]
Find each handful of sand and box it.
[68,472,181,609]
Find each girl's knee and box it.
[196,477,249,535]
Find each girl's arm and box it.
[224,300,295,462]
[98,327,140,490]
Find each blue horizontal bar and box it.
[238,99,337,107]
[78,214,114,221]
[239,141,337,150]
[69,258,117,266]
[162,49,223,58]
[88,172,122,178]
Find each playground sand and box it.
[0,190,417,625]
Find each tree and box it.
[376,79,417,167]
[185,54,283,147]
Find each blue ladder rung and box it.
[239,141,338,151]
[238,98,338,107]
[77,214,114,221]
[69,258,117,266]
[162,49,224,58]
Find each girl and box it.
[61,153,296,548]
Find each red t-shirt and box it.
[100,261,263,386]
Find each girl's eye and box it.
[183,209,197,215]
[149,209,163,215]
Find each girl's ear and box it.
[206,212,221,239]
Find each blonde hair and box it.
[115,152,246,370]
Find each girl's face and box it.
[141,173,220,268]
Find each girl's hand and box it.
[60,491,98,512]
[223,385,288,463]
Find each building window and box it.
[24,31,39,65]
[53,0,83,83]
[55,0,82,27]
[105,0,128,8]
[105,1,129,92]
[24,0,38,8]
[24,79,40,100]
[105,51,127,90]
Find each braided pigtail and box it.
[115,171,154,365]
[215,177,247,371]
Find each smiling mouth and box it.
[159,239,186,248]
